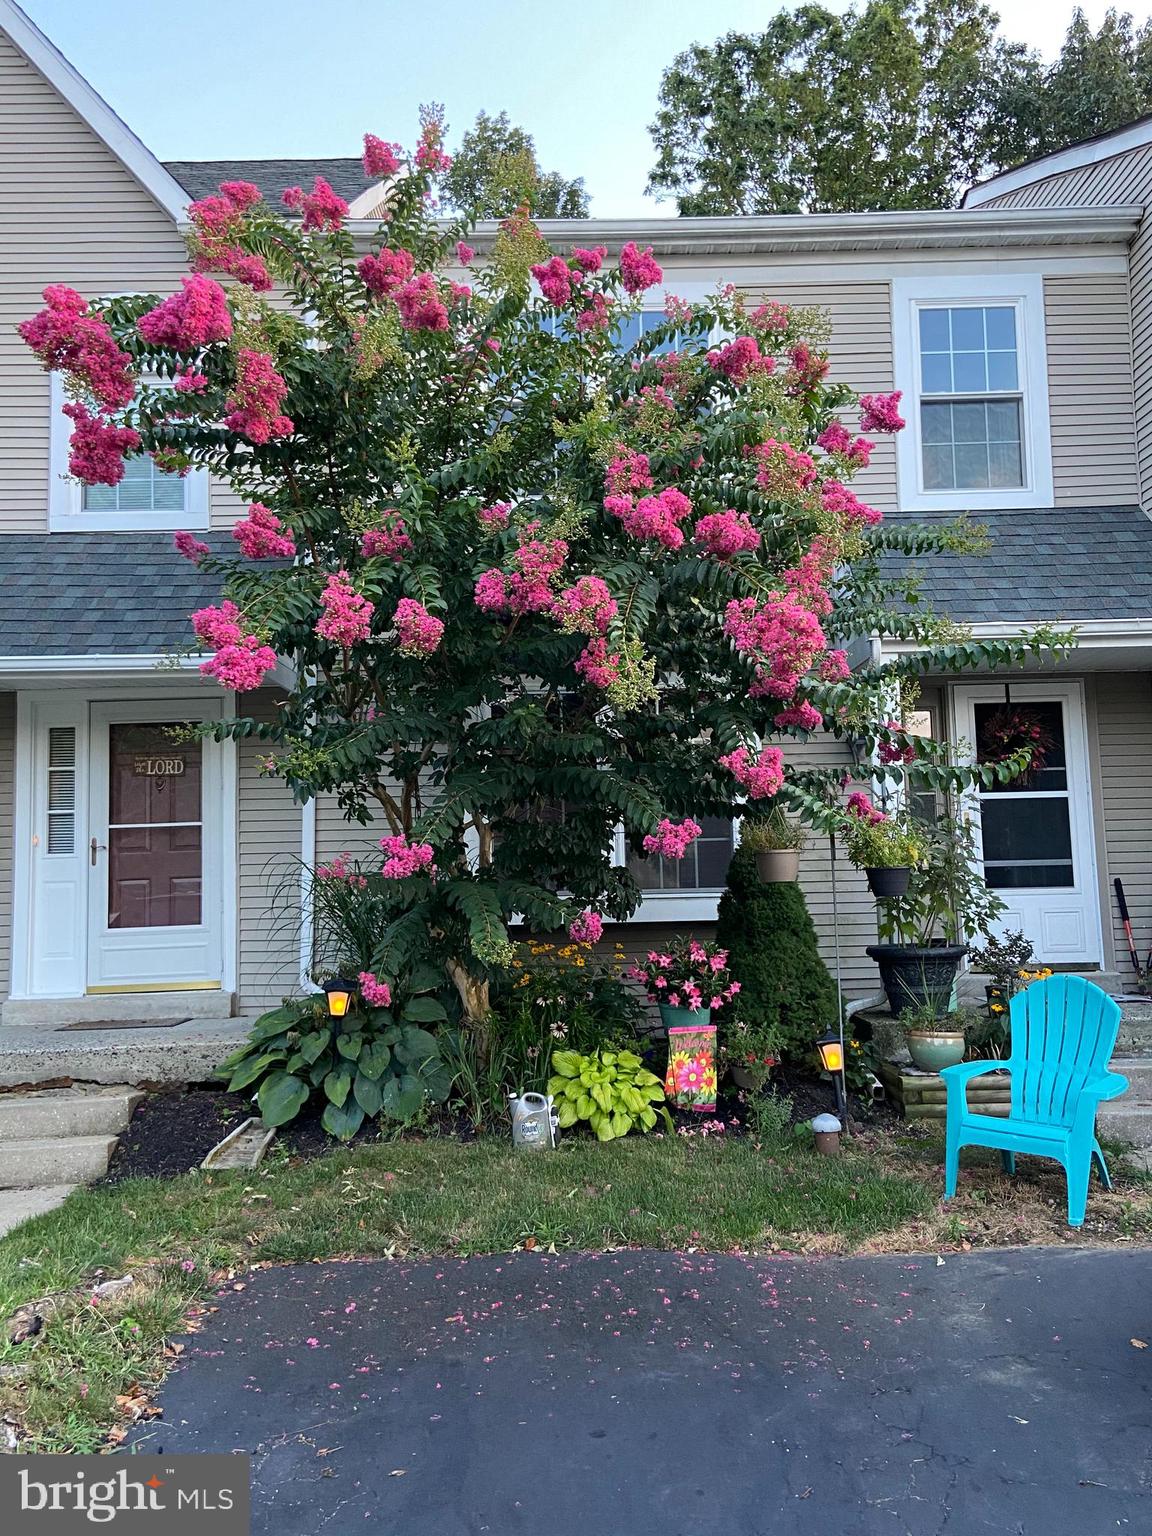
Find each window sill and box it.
[897,485,1053,514]
[628,891,723,924]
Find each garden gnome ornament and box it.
[509,1091,558,1149]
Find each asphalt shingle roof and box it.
[885,505,1152,623]
[163,159,374,206]
[0,533,227,657]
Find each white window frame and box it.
[48,373,209,532]
[613,819,740,924]
[892,274,1053,513]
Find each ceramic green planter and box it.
[905,1028,967,1072]
[658,1004,713,1031]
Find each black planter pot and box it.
[865,865,912,899]
[865,943,968,1018]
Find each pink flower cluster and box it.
[787,342,830,394]
[878,721,917,765]
[575,293,611,333]
[631,939,740,1011]
[173,530,210,563]
[395,272,449,331]
[361,514,412,561]
[474,536,569,617]
[137,275,232,351]
[415,119,451,174]
[748,300,791,334]
[363,134,403,180]
[606,486,692,550]
[816,420,873,466]
[316,571,374,646]
[317,853,367,888]
[61,403,140,485]
[393,597,444,656]
[846,790,886,824]
[358,246,415,297]
[642,817,702,859]
[19,285,136,411]
[379,834,436,879]
[478,502,511,530]
[192,602,276,693]
[530,255,574,306]
[859,391,906,434]
[619,241,663,295]
[718,745,785,799]
[773,700,823,731]
[568,910,604,944]
[605,448,653,497]
[456,241,475,265]
[707,336,774,383]
[781,540,835,618]
[282,175,349,232]
[224,350,293,444]
[187,181,271,291]
[175,367,208,394]
[574,636,622,689]
[551,575,617,636]
[821,649,851,682]
[821,480,883,526]
[358,971,393,1007]
[725,595,827,699]
[233,503,295,559]
[573,245,606,272]
[754,438,818,496]
[694,509,760,558]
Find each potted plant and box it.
[865,812,1005,1017]
[630,938,741,1030]
[841,797,921,898]
[969,930,1048,1016]
[899,1002,976,1073]
[720,1017,783,1091]
[740,806,806,883]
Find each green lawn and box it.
[2,1130,1150,1452]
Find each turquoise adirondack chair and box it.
[941,975,1127,1227]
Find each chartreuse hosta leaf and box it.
[547,1048,670,1141]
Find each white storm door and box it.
[86,700,224,991]
[954,682,1101,966]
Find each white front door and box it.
[86,699,224,992]
[954,682,1102,966]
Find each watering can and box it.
[509,1091,558,1150]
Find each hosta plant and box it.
[221,965,453,1139]
[548,1048,672,1140]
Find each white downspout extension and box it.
[298,795,317,993]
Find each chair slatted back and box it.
[1009,975,1121,1127]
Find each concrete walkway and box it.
[0,1016,249,1088]
[132,1246,1152,1534]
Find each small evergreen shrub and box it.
[715,848,839,1058]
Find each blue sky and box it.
[21,0,1130,217]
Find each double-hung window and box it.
[48,373,209,532]
[892,275,1053,513]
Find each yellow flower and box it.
[990,1003,1004,1014]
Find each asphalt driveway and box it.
[135,1246,1152,1533]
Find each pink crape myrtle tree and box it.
[20,115,1060,1053]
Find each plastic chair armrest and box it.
[939,1060,1006,1086]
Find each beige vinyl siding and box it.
[1093,672,1152,979]
[741,281,897,513]
[0,694,14,998]
[974,144,1152,508]
[1044,274,1139,506]
[0,32,242,532]
[236,689,304,1011]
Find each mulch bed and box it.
[100,1061,897,1185]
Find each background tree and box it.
[21,127,1058,1066]
[1041,7,1152,150]
[647,0,1041,213]
[441,109,589,218]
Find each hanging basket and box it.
[755,849,800,883]
[865,865,911,899]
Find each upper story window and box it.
[892,275,1053,514]
[49,373,209,533]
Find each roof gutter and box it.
[878,620,1152,656]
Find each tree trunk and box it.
[447,961,494,1063]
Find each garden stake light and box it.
[817,1029,848,1119]
[322,977,355,1018]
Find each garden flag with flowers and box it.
[665,1025,718,1112]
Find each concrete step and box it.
[1099,1105,1152,1147]
[0,1185,75,1238]
[0,1136,118,1188]
[0,1087,142,1142]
